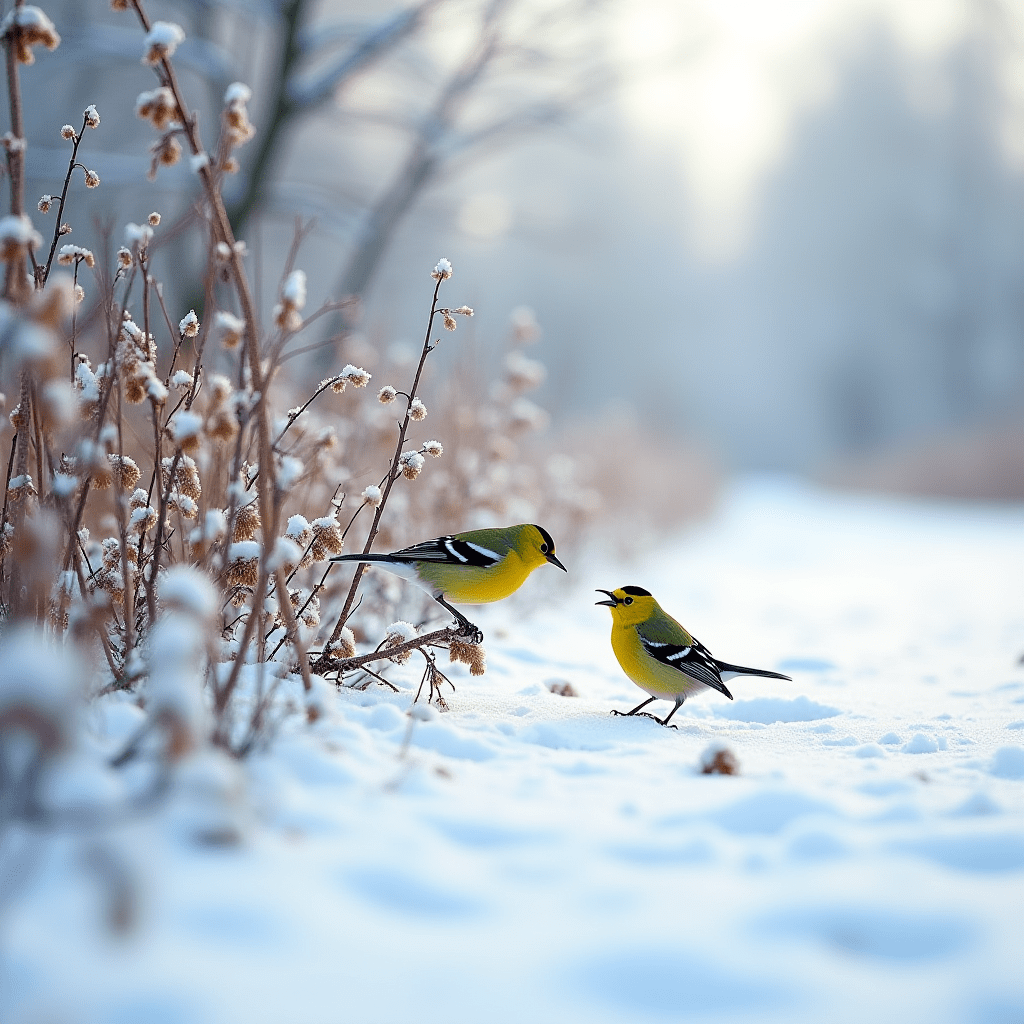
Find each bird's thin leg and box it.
[658,699,684,730]
[611,696,657,718]
[436,595,483,645]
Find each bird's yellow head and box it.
[519,524,567,572]
[596,586,656,626]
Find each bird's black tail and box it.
[714,661,792,681]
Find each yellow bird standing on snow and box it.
[332,524,566,639]
[597,586,791,728]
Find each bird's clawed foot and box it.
[454,618,484,645]
[609,709,678,729]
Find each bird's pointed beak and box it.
[595,589,618,607]
[546,552,567,572]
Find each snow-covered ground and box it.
[3,478,1024,1024]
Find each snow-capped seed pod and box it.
[148,211,161,227]
[409,398,427,421]
[0,214,43,263]
[442,311,457,331]
[232,502,261,542]
[309,516,344,561]
[7,474,37,501]
[223,82,255,146]
[169,492,199,520]
[361,485,382,508]
[83,169,100,189]
[1,6,61,66]
[383,621,418,664]
[452,305,474,317]
[116,246,133,269]
[60,125,76,141]
[37,195,53,213]
[83,104,100,129]
[129,501,158,535]
[178,309,199,338]
[341,364,371,388]
[398,451,424,480]
[101,536,121,569]
[166,410,203,454]
[422,439,443,458]
[142,21,185,65]
[135,87,178,131]
[225,541,260,586]
[214,310,245,349]
[107,453,141,490]
[187,509,227,557]
[377,385,397,405]
[431,257,453,281]
[58,244,96,268]
[331,626,360,659]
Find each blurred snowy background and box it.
[15,0,1024,493]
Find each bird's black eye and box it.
[540,542,548,553]
[623,596,633,605]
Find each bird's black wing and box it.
[638,634,734,700]
[387,535,502,567]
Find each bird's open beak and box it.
[595,589,618,607]
[546,552,567,572]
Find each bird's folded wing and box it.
[638,632,734,698]
[388,535,503,567]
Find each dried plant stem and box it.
[40,114,87,286]
[317,277,444,663]
[318,624,462,676]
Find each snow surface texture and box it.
[2,479,1023,1023]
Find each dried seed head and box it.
[60,125,76,141]
[398,451,424,480]
[409,398,427,421]
[377,385,397,405]
[117,246,133,269]
[431,257,453,281]
[213,310,245,349]
[232,502,261,541]
[422,439,443,458]
[309,516,344,561]
[328,628,357,661]
[107,453,141,490]
[223,82,256,146]
[341,364,371,388]
[83,104,100,129]
[383,621,418,663]
[0,214,43,262]
[37,195,52,213]
[453,305,474,316]
[178,309,199,338]
[83,169,100,189]
[2,7,61,65]
[74,284,85,305]
[361,484,382,508]
[450,640,486,676]
[57,244,95,268]
[442,311,457,331]
[142,21,185,65]
[226,548,259,587]
[136,87,178,131]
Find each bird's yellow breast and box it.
[610,622,705,700]
[417,550,533,604]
